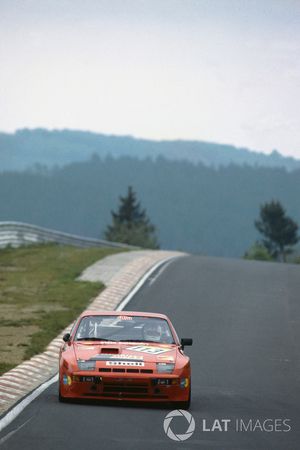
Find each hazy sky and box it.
[1,0,300,157]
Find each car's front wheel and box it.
[176,383,191,409]
[58,382,68,403]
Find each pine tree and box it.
[105,186,159,248]
[255,200,299,261]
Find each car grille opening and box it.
[104,386,148,394]
[83,393,102,397]
[103,378,149,395]
[81,377,169,400]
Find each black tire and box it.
[176,384,191,410]
[58,384,68,403]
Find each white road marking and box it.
[148,258,176,286]
[0,417,32,444]
[116,255,181,311]
[0,374,58,433]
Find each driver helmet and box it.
[143,321,163,342]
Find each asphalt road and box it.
[0,255,299,449]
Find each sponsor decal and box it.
[63,375,72,385]
[118,315,133,320]
[126,345,172,355]
[180,378,189,389]
[90,354,144,361]
[77,345,96,349]
[106,361,145,367]
[158,355,174,361]
[108,354,143,360]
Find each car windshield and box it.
[74,315,175,344]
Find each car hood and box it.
[73,341,177,364]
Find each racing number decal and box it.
[126,345,171,355]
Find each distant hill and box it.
[1,128,300,171]
[0,156,299,257]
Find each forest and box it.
[1,155,299,257]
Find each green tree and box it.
[244,242,273,261]
[105,186,159,249]
[255,200,299,261]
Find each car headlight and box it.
[77,360,96,371]
[156,363,175,373]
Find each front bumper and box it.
[60,371,190,402]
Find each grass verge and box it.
[0,243,127,375]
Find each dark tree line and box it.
[0,156,300,257]
[2,128,300,171]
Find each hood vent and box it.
[101,347,119,354]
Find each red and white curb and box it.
[0,250,185,430]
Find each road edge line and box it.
[116,255,181,311]
[0,374,58,433]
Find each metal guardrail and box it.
[0,222,135,249]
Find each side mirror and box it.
[63,333,71,342]
[181,338,193,350]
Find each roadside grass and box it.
[0,243,127,375]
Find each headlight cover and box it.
[77,360,96,371]
[156,362,175,373]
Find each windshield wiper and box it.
[76,337,117,342]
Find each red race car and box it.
[59,310,192,408]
